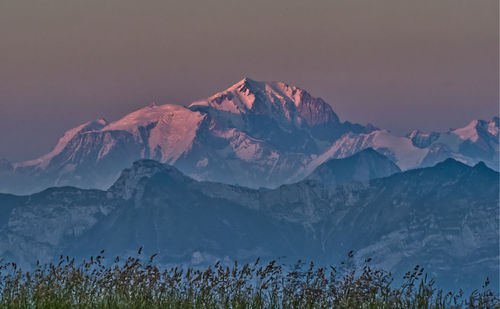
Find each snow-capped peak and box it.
[15,103,208,170]
[189,78,339,126]
[451,117,499,142]
[452,119,480,142]
[16,119,108,168]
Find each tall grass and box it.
[0,249,497,308]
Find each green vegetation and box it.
[0,249,497,308]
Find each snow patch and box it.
[451,120,479,142]
[196,158,209,168]
[488,120,498,136]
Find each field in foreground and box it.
[0,250,497,309]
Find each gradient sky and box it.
[0,0,498,162]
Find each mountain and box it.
[302,117,499,177]
[0,157,497,291]
[410,118,499,169]
[304,148,401,187]
[446,117,499,166]
[0,78,373,194]
[0,78,497,194]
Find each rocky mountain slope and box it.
[0,155,497,291]
[304,147,401,187]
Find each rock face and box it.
[0,78,497,195]
[0,156,497,291]
[407,130,440,148]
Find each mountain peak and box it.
[235,76,260,87]
[474,161,488,169]
[354,147,398,161]
[305,148,401,187]
[451,117,499,142]
[108,159,188,200]
[434,158,468,170]
[230,77,268,97]
[190,78,340,126]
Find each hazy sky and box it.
[0,0,498,161]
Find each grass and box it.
[0,249,497,308]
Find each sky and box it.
[0,0,498,162]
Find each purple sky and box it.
[0,0,498,162]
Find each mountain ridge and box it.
[0,78,497,194]
[0,156,497,291]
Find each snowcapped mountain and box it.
[0,78,373,194]
[302,117,499,178]
[446,118,499,165]
[0,78,497,194]
[302,129,429,175]
[0,157,497,291]
[407,118,499,169]
[189,78,341,130]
